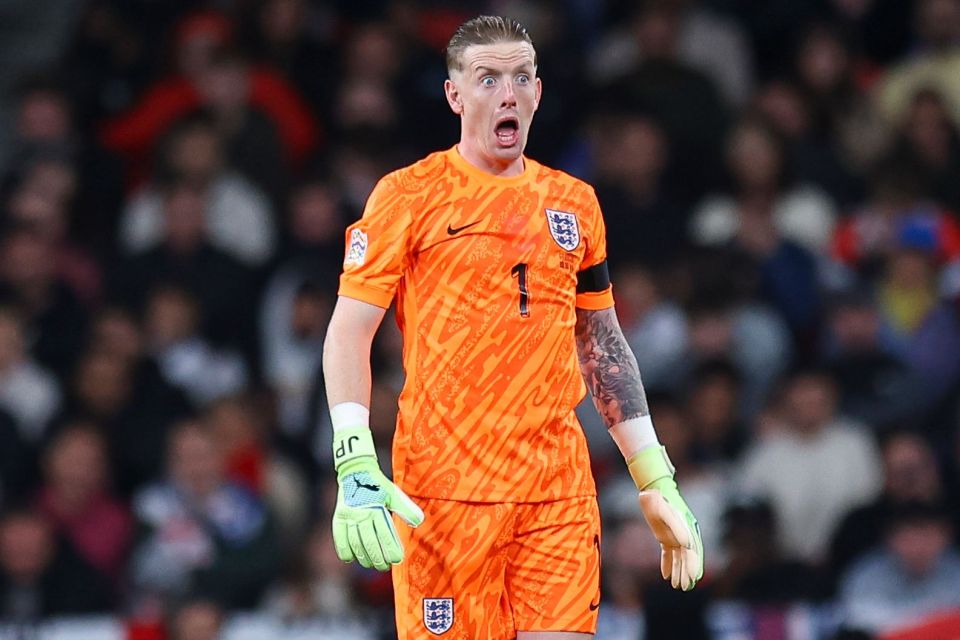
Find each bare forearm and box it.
[322,330,373,408]
[575,307,650,427]
[322,296,387,409]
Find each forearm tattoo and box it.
[575,307,650,427]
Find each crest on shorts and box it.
[545,209,580,251]
[344,228,368,266]
[423,598,454,635]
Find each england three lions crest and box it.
[423,598,454,635]
[545,209,581,251]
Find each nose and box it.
[500,81,517,109]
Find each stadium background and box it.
[0,0,959,638]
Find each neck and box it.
[456,142,525,177]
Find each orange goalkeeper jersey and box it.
[339,147,614,503]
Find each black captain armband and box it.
[576,260,611,293]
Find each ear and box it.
[444,78,464,115]
[533,76,542,112]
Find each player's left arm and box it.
[575,306,704,591]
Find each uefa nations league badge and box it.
[423,598,454,634]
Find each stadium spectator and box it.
[169,598,225,640]
[35,423,132,586]
[9,76,124,249]
[600,0,729,196]
[876,0,960,129]
[831,162,960,284]
[244,0,339,115]
[260,279,331,443]
[130,420,279,610]
[195,50,288,205]
[63,346,188,497]
[144,284,248,408]
[790,24,885,190]
[691,114,836,257]
[822,290,920,427]
[100,9,320,176]
[830,430,950,583]
[271,173,348,281]
[113,176,258,350]
[119,114,276,267]
[711,498,820,603]
[681,249,793,417]
[262,522,356,619]
[839,501,960,634]
[684,359,748,464]
[887,88,960,212]
[753,79,862,209]
[87,305,144,364]
[876,249,960,409]
[0,507,114,621]
[590,0,754,107]
[0,226,89,374]
[5,153,104,304]
[692,117,830,342]
[591,112,691,270]
[616,265,689,392]
[736,368,882,562]
[203,396,308,544]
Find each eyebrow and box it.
[474,64,534,76]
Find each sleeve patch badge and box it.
[345,228,368,266]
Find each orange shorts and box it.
[392,496,601,639]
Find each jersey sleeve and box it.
[338,173,413,308]
[575,187,615,310]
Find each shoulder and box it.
[378,149,456,192]
[533,160,597,196]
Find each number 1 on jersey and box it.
[511,262,530,318]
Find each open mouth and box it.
[495,116,520,147]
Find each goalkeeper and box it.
[323,14,702,640]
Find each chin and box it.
[491,143,524,162]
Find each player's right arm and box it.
[322,173,424,572]
[323,295,385,408]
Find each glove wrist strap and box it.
[626,445,676,491]
[333,425,377,472]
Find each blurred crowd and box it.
[1,0,960,638]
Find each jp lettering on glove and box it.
[331,403,424,571]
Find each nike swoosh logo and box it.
[446,220,481,235]
[589,601,600,611]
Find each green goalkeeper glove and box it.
[628,446,704,591]
[332,425,424,571]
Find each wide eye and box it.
[481,76,496,88]
[516,74,530,85]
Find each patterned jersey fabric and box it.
[339,146,614,503]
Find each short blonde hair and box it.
[445,15,536,75]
